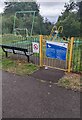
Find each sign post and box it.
[68,37,74,72]
[40,35,43,67]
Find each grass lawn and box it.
[0,34,39,75]
[0,56,39,75]
[58,72,81,92]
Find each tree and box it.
[2,2,43,34]
[4,2,39,15]
[2,2,53,35]
[56,1,81,37]
[64,1,76,12]
[77,1,82,37]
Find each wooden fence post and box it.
[40,35,43,67]
[68,37,74,72]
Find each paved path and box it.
[0,71,2,119]
[31,67,65,83]
[2,70,80,118]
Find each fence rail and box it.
[1,34,82,73]
[1,34,40,65]
[72,38,82,72]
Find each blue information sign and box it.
[46,41,68,61]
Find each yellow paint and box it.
[58,26,63,33]
[68,37,74,72]
[40,35,43,67]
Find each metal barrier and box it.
[39,35,81,73]
[40,35,68,71]
[72,38,82,72]
[1,34,40,65]
[1,34,82,73]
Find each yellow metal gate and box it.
[39,35,74,72]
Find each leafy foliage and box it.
[2,2,53,35]
[56,1,81,37]
[2,1,82,37]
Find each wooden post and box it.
[40,35,43,67]
[68,37,74,72]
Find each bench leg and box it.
[5,52,8,57]
[27,56,29,62]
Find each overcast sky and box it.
[0,0,70,23]
[37,1,69,23]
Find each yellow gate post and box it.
[68,37,74,72]
[40,35,43,67]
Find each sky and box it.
[37,1,69,23]
[0,0,70,23]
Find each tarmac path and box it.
[2,70,80,118]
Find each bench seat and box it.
[0,44,33,62]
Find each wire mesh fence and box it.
[43,36,82,73]
[42,35,68,71]
[72,38,82,73]
[1,34,40,65]
[1,34,82,73]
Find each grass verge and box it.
[0,58,39,75]
[58,72,81,92]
